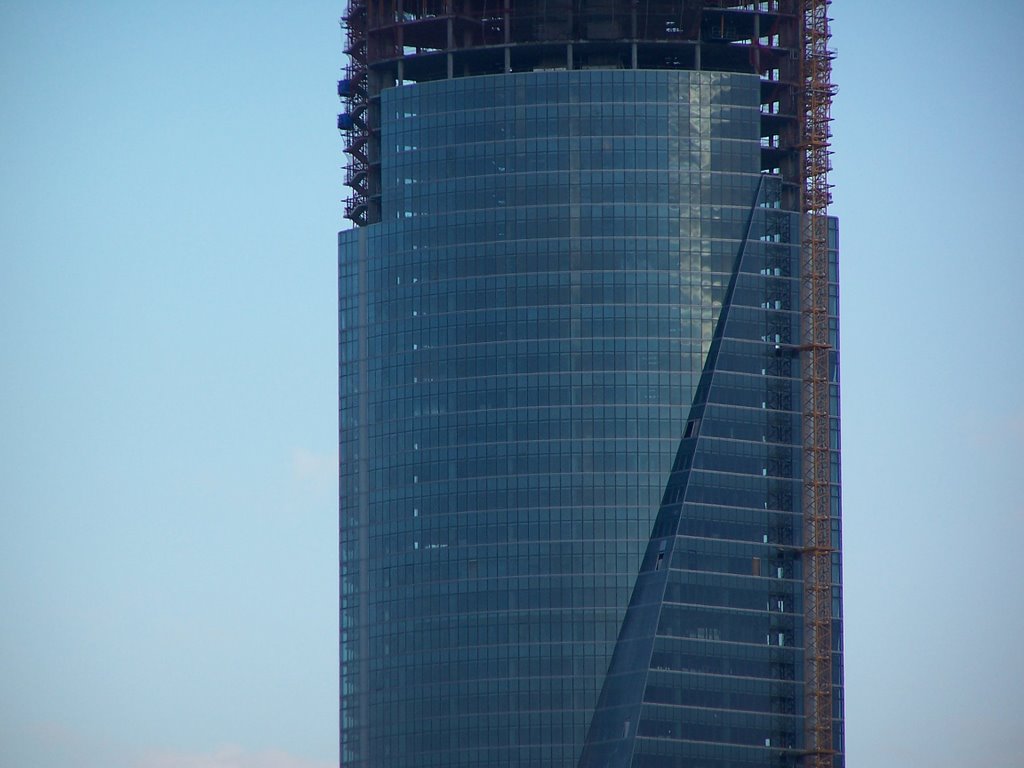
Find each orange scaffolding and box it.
[798,1,836,766]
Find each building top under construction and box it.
[341,1,826,226]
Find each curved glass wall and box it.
[339,69,842,768]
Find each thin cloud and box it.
[964,408,1024,449]
[134,745,334,768]
[291,447,337,485]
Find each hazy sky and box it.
[1,2,1022,768]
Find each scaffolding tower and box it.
[798,1,837,765]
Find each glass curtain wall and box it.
[339,69,842,768]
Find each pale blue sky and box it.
[1,2,1021,768]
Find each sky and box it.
[1,2,1022,768]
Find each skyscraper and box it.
[338,3,842,767]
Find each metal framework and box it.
[341,0,373,224]
[339,1,814,225]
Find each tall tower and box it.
[338,3,842,767]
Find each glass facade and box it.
[339,69,842,768]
